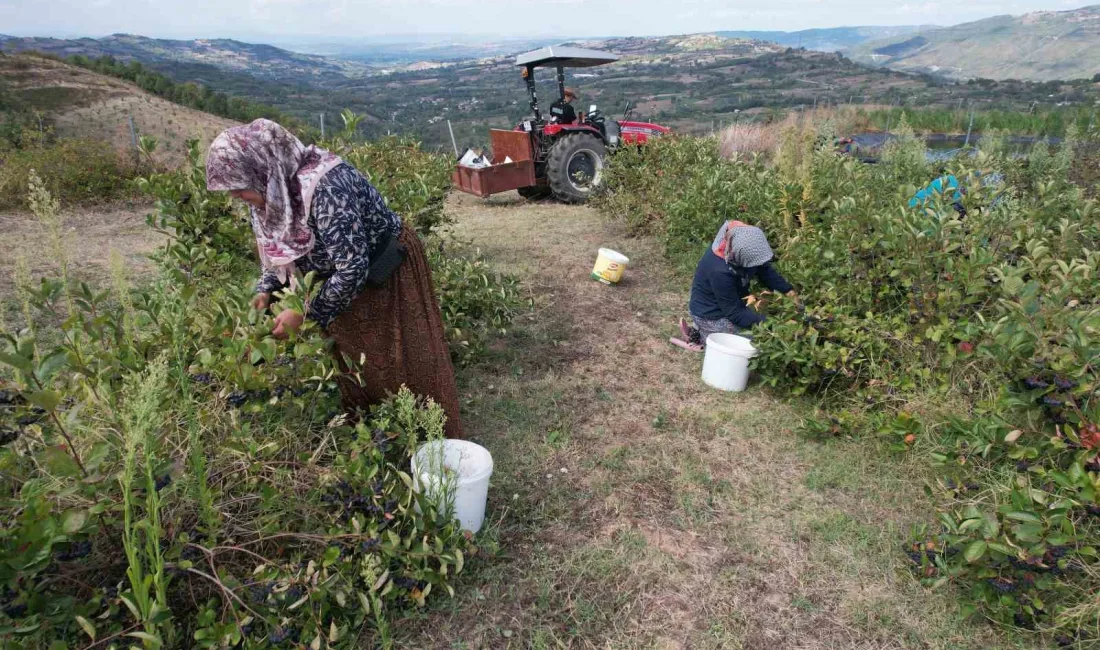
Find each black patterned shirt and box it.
[256,163,402,328]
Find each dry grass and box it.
[0,200,163,300]
[383,192,1036,649]
[716,106,894,160]
[718,123,778,159]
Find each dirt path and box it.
[393,193,1025,649]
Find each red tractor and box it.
[452,46,670,203]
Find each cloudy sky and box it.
[1,0,1092,41]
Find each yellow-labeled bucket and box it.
[591,248,629,285]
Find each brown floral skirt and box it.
[326,225,464,439]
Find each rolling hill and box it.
[715,26,928,52]
[5,30,1097,153]
[847,5,1100,81]
[0,33,371,81]
[0,53,237,163]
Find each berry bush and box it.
[597,118,1100,642]
[0,135,519,647]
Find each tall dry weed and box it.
[718,123,777,159]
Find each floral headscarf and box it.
[711,220,774,268]
[206,119,344,283]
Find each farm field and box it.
[386,192,1028,649]
[2,64,1097,644]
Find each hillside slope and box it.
[0,54,238,163]
[847,5,1100,81]
[716,25,928,52]
[0,33,370,82]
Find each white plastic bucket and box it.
[701,333,758,392]
[591,248,630,284]
[412,440,494,533]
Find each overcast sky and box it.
[1,0,1092,41]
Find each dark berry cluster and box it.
[0,427,18,446]
[189,373,214,386]
[154,474,172,491]
[225,389,270,408]
[904,540,959,571]
[371,428,393,453]
[943,479,980,493]
[283,585,305,604]
[987,577,1016,593]
[1022,376,1049,390]
[1,587,25,619]
[1054,376,1076,391]
[321,480,383,523]
[56,540,93,561]
[393,576,420,590]
[180,545,204,563]
[18,408,46,426]
[247,582,272,604]
[269,626,299,645]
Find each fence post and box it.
[447,120,459,158]
[128,115,137,149]
[320,113,325,138]
[964,111,975,148]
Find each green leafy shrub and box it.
[0,134,142,209]
[0,134,516,647]
[329,135,453,237]
[428,239,526,366]
[597,128,1100,641]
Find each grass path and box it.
[392,193,1032,649]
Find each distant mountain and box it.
[0,33,371,81]
[281,37,571,63]
[714,26,928,52]
[847,5,1100,81]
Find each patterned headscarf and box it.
[206,119,344,283]
[711,221,774,268]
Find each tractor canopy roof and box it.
[515,46,620,69]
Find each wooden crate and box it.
[452,129,537,198]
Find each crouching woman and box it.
[677,221,796,350]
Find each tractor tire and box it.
[517,185,552,201]
[547,133,607,204]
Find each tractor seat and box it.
[605,120,621,146]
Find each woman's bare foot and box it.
[670,337,704,352]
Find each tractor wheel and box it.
[517,185,551,201]
[547,133,607,203]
